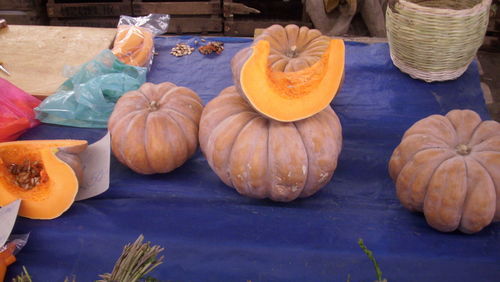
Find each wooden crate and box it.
[0,0,48,25]
[49,16,119,27]
[0,10,48,25]
[0,0,45,11]
[132,0,222,34]
[46,0,132,18]
[223,0,311,37]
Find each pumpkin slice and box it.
[0,140,88,219]
[112,25,154,67]
[232,39,344,122]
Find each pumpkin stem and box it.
[455,144,471,156]
[148,100,159,111]
[286,45,298,58]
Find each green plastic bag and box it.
[35,49,147,128]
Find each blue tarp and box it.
[9,37,500,281]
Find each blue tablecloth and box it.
[9,36,500,281]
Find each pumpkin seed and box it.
[198,41,224,55]
[8,159,44,190]
[170,43,194,57]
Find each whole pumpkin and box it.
[252,24,331,72]
[389,109,500,233]
[108,82,203,174]
[231,24,345,122]
[199,86,343,202]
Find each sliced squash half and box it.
[0,140,87,219]
[232,39,345,122]
[112,25,154,67]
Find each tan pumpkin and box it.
[199,86,343,202]
[108,82,203,174]
[231,24,345,122]
[389,109,500,233]
[253,24,331,72]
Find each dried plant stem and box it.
[12,266,32,282]
[98,235,164,282]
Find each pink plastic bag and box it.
[0,78,41,141]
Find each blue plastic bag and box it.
[35,49,147,128]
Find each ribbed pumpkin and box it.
[231,24,345,122]
[199,86,343,202]
[389,109,500,233]
[108,82,203,174]
[252,24,331,72]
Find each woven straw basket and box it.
[386,0,492,82]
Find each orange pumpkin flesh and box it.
[112,25,154,67]
[0,140,87,219]
[233,39,345,122]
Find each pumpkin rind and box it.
[389,109,500,233]
[231,26,345,122]
[0,140,87,219]
[254,24,331,72]
[199,86,342,202]
[108,82,203,174]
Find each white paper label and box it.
[75,132,111,201]
[0,199,20,248]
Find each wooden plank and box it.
[0,0,38,11]
[224,19,311,36]
[0,10,47,25]
[0,25,117,97]
[133,1,220,16]
[50,16,222,33]
[340,36,387,43]
[167,16,222,33]
[223,0,304,20]
[46,0,132,18]
[223,1,260,17]
[50,17,119,28]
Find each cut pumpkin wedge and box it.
[0,140,87,219]
[234,39,345,122]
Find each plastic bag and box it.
[35,49,147,128]
[112,14,170,68]
[0,78,41,142]
[0,233,29,255]
[0,233,29,281]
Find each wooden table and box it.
[0,25,116,99]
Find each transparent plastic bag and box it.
[0,233,29,255]
[112,14,170,68]
[0,78,41,142]
[0,233,29,281]
[35,49,147,128]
